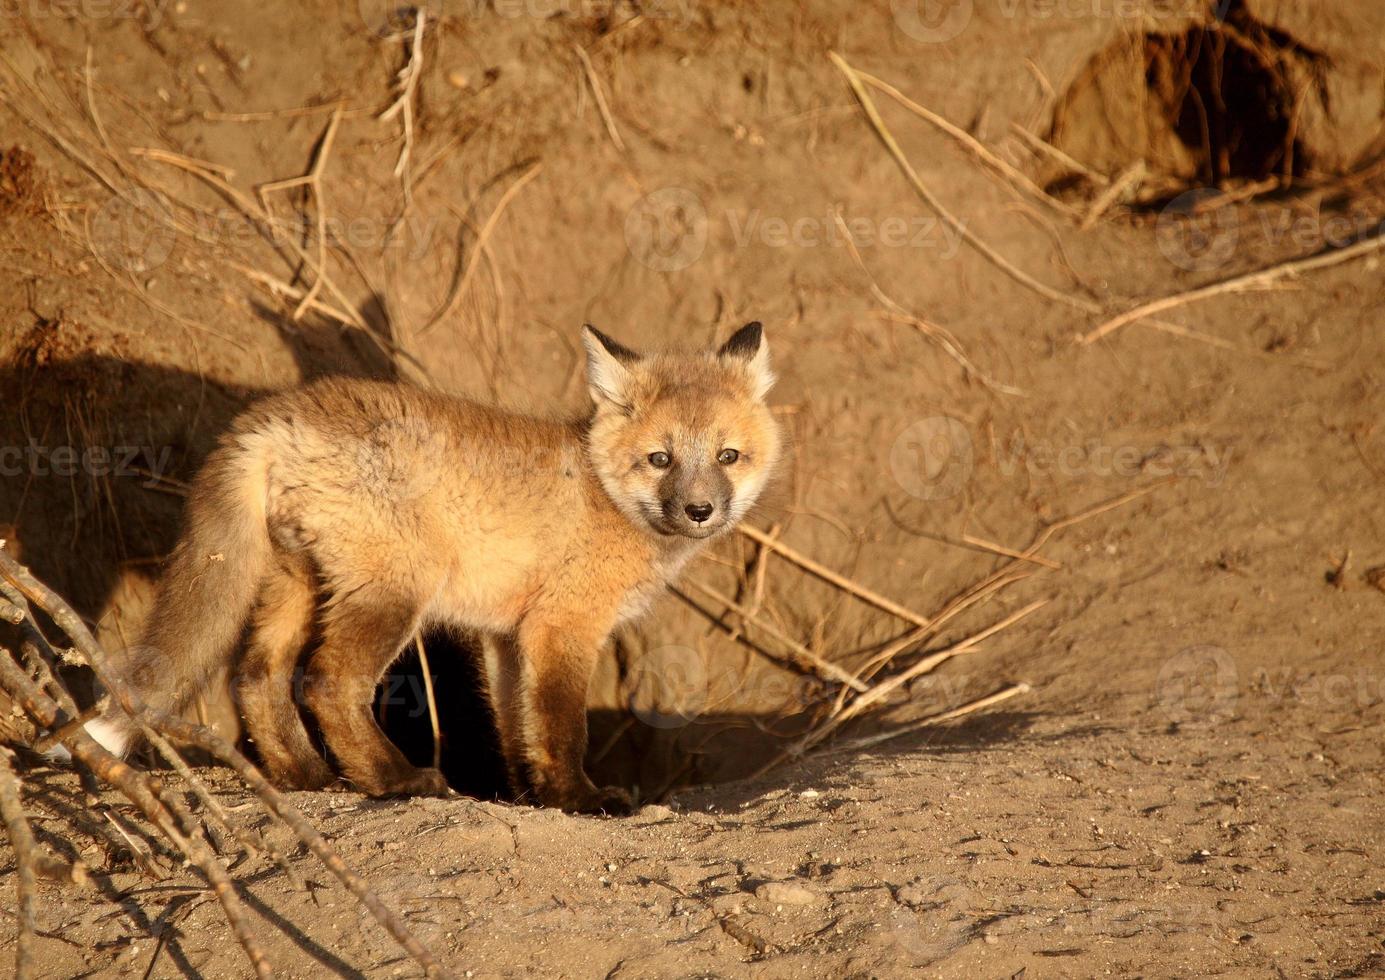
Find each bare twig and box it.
[828,51,1100,315]
[573,43,626,153]
[1080,233,1385,345]
[256,107,343,320]
[0,552,455,979]
[853,67,1078,217]
[417,162,542,338]
[1079,161,1145,230]
[1008,124,1108,187]
[0,657,273,978]
[737,525,931,629]
[379,11,427,187]
[0,747,39,980]
[677,580,868,692]
[414,634,443,771]
[822,682,1031,754]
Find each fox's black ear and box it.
[584,324,639,364]
[718,321,774,400]
[582,324,638,408]
[718,321,763,360]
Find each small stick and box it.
[1079,161,1145,230]
[0,748,39,980]
[1008,124,1108,186]
[0,658,273,978]
[0,552,453,980]
[417,162,542,338]
[822,682,1031,754]
[751,600,1047,778]
[572,43,626,153]
[832,599,1047,730]
[379,11,427,183]
[960,533,1061,569]
[1080,232,1385,345]
[256,107,343,321]
[853,67,1077,217]
[414,634,443,770]
[828,51,1100,315]
[834,213,1024,396]
[737,525,932,629]
[678,581,867,692]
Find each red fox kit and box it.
[87,323,780,813]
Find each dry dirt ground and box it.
[1,1,1384,977]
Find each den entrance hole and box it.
[1048,1,1327,202]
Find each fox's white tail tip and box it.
[84,716,134,757]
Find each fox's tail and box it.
[85,439,272,755]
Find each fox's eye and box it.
[717,448,740,465]
[648,451,672,469]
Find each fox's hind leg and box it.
[483,634,534,801]
[236,555,334,790]
[304,597,449,797]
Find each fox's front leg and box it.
[515,616,632,815]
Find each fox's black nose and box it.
[685,502,714,523]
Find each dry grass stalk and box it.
[255,107,344,321]
[572,43,626,153]
[414,634,444,770]
[1079,161,1146,229]
[417,162,542,339]
[0,548,456,979]
[379,10,427,183]
[853,67,1079,218]
[829,209,1024,396]
[823,682,1031,754]
[678,580,868,692]
[1008,123,1109,187]
[828,51,1100,315]
[0,748,40,980]
[1080,232,1385,345]
[737,524,932,629]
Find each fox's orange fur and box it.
[86,323,780,812]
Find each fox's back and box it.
[226,378,624,629]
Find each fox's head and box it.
[583,322,781,541]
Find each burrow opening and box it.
[1048,0,1328,201]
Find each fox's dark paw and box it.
[574,785,635,816]
[360,766,451,798]
[265,755,336,792]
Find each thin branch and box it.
[828,51,1100,315]
[1080,232,1385,345]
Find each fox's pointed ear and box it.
[718,321,774,401]
[582,324,638,408]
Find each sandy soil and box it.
[1,1,1383,976]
